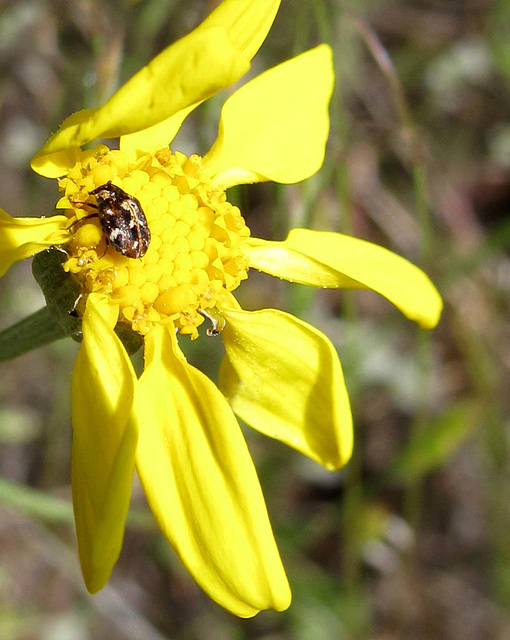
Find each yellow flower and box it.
[0,0,442,618]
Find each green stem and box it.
[350,9,435,538]
[0,307,70,362]
[453,314,510,604]
[403,163,433,533]
[412,161,433,264]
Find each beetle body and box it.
[90,182,150,259]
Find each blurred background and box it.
[1,0,509,638]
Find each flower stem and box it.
[0,307,70,362]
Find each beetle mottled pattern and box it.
[90,181,151,259]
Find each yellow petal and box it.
[202,45,334,188]
[134,325,291,617]
[0,209,69,277]
[71,294,138,593]
[120,108,195,159]
[197,0,281,61]
[31,28,250,177]
[246,229,443,329]
[219,307,353,470]
[121,0,282,157]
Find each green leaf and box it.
[0,478,155,529]
[488,0,510,78]
[388,403,478,482]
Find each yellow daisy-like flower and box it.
[0,0,442,618]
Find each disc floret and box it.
[59,146,250,337]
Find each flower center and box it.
[59,145,250,338]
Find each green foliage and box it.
[32,249,82,337]
[388,403,478,482]
[0,0,509,638]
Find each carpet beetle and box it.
[89,181,151,259]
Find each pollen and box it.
[59,146,250,338]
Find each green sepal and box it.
[32,248,143,355]
[32,248,82,336]
[0,249,143,361]
[114,321,143,355]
